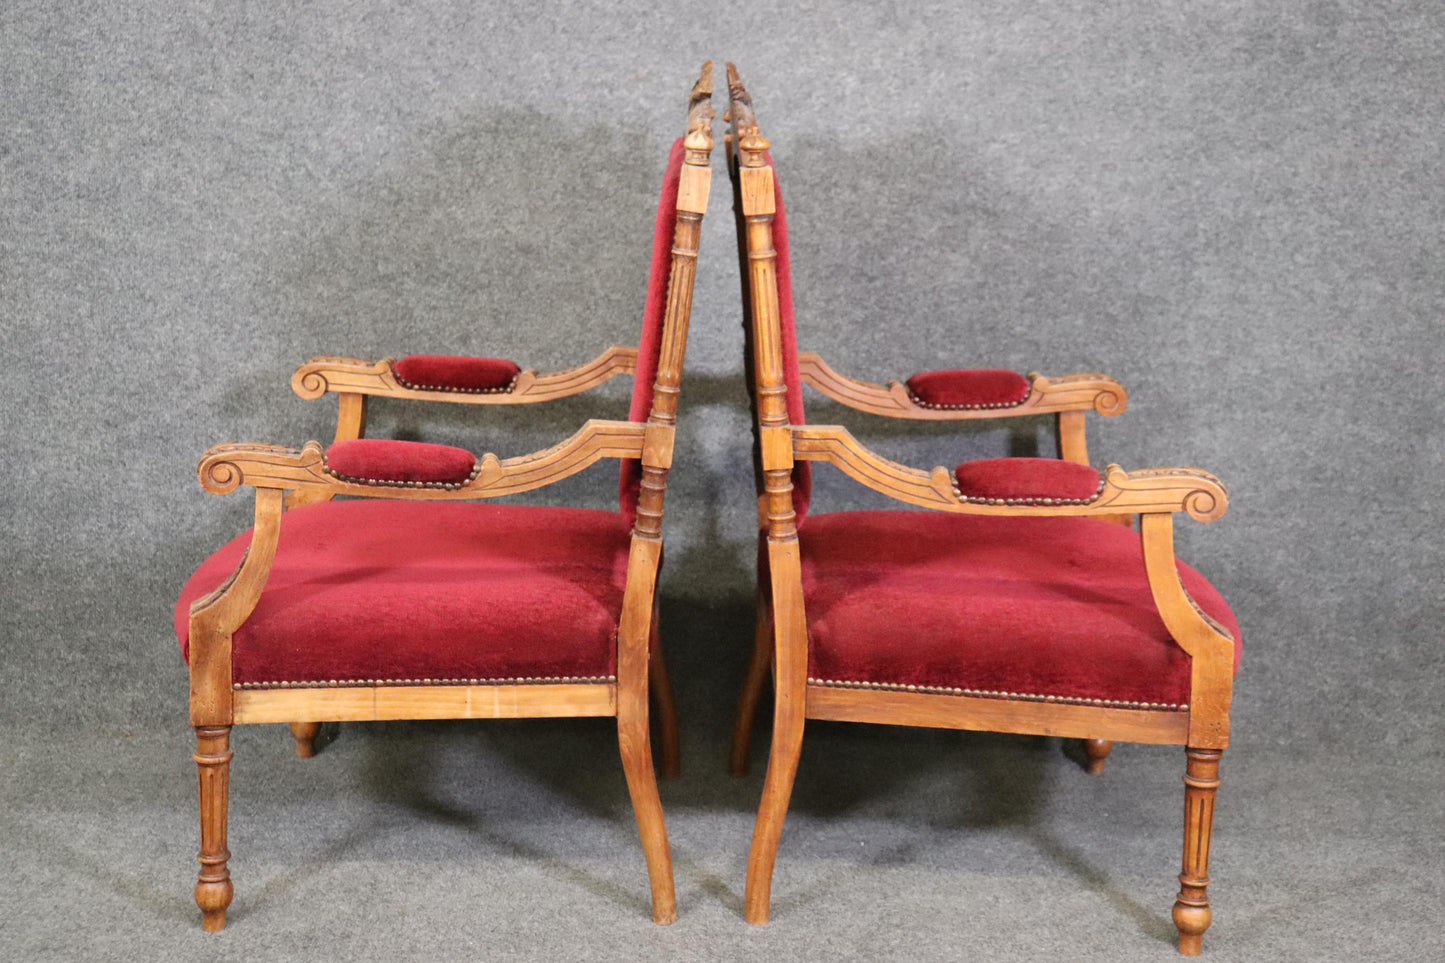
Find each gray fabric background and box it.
[2,2,1441,960]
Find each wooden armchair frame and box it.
[725,65,1235,955]
[183,63,715,931]
[795,353,1126,466]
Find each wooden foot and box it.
[648,605,681,780]
[194,725,234,932]
[289,721,322,758]
[1174,747,1222,955]
[618,706,676,923]
[728,588,772,776]
[1083,738,1113,775]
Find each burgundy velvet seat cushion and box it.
[798,512,1241,708]
[174,501,631,685]
[393,355,521,392]
[906,369,1031,408]
[326,439,477,485]
[954,457,1103,503]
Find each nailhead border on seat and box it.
[807,677,1186,711]
[235,675,619,690]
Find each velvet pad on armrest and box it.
[906,369,1030,409]
[393,355,521,393]
[954,457,1103,503]
[326,439,478,485]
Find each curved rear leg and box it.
[648,603,680,779]
[618,706,677,923]
[728,587,772,776]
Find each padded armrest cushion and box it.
[393,355,521,393]
[325,439,479,485]
[906,369,1030,409]
[954,457,1104,504]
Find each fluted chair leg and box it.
[728,589,772,776]
[1083,738,1113,775]
[1174,747,1223,955]
[648,605,680,779]
[289,722,322,758]
[193,725,234,932]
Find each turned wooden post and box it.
[1174,747,1222,955]
[1083,738,1113,775]
[194,725,234,931]
[289,721,321,758]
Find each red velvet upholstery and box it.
[798,512,1241,707]
[620,138,686,524]
[954,457,1103,503]
[393,355,521,393]
[326,439,477,485]
[765,154,813,523]
[174,501,631,684]
[906,369,1030,409]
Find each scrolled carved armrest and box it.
[791,425,1227,522]
[795,351,1127,420]
[198,419,649,501]
[290,345,640,405]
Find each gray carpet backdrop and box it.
[2,2,1442,960]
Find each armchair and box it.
[725,65,1240,955]
[172,63,715,930]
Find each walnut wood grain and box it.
[1174,748,1222,955]
[805,687,1190,744]
[791,424,1228,522]
[193,725,233,932]
[291,344,640,405]
[234,684,616,722]
[796,352,1128,421]
[197,420,648,501]
[182,61,715,931]
[725,62,1237,952]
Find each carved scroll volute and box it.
[632,61,713,543]
[1140,512,1235,748]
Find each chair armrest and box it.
[198,420,650,501]
[796,351,1127,420]
[790,424,1226,522]
[291,344,640,405]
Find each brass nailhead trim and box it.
[908,389,1032,411]
[321,457,483,491]
[235,675,617,690]
[807,677,1186,711]
[952,477,1108,507]
[393,372,520,395]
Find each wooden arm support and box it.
[790,424,1227,522]
[796,352,1127,420]
[198,420,654,502]
[291,345,640,405]
[792,423,1234,745]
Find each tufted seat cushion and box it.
[798,512,1240,708]
[174,501,631,685]
[906,369,1031,409]
[393,355,521,393]
[954,457,1103,504]
[325,439,478,486]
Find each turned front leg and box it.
[1174,747,1222,955]
[194,725,234,931]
